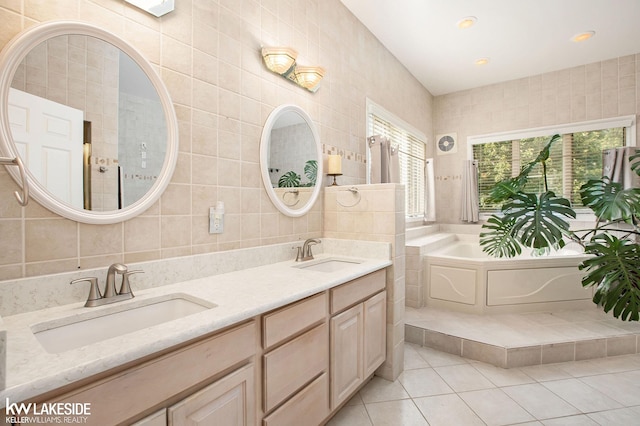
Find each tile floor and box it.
[327,342,640,425]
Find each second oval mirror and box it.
[260,105,323,217]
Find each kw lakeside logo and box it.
[5,398,91,424]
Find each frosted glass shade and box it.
[261,47,297,75]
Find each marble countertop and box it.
[1,254,391,405]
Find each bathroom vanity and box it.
[0,252,390,425]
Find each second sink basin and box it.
[32,294,215,354]
[295,258,362,272]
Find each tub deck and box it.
[406,305,640,368]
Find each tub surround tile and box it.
[407,306,640,368]
[462,340,506,368]
[541,343,575,364]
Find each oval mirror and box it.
[0,20,178,224]
[260,104,323,217]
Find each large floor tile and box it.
[579,372,640,406]
[587,407,640,425]
[541,378,623,413]
[413,345,468,367]
[541,414,599,425]
[471,362,535,387]
[501,383,580,419]
[459,388,535,426]
[326,404,372,426]
[413,393,484,426]
[404,343,431,370]
[364,400,428,426]
[398,368,454,398]
[434,364,495,392]
[359,376,410,404]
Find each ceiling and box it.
[340,0,640,96]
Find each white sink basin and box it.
[295,259,362,272]
[32,294,215,354]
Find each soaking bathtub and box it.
[424,234,594,314]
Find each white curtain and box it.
[368,135,399,184]
[460,160,479,223]
[424,158,436,222]
[603,147,639,189]
[368,135,383,184]
[388,144,400,184]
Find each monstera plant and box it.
[278,160,317,188]
[480,134,640,320]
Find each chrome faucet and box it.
[296,238,321,262]
[104,263,128,298]
[71,263,144,307]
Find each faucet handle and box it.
[295,246,304,262]
[71,277,101,307]
[119,270,143,296]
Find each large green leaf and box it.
[480,215,522,258]
[487,176,527,204]
[580,234,640,321]
[278,171,300,187]
[502,191,575,249]
[532,134,561,164]
[629,149,640,176]
[304,160,317,186]
[486,134,561,204]
[580,177,640,222]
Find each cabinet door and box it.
[169,364,255,426]
[330,303,363,409]
[364,291,386,377]
[132,409,167,426]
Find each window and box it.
[470,117,635,212]
[367,100,427,217]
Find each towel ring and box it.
[336,186,361,208]
[0,156,28,206]
[282,189,300,207]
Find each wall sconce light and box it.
[125,0,175,17]
[261,47,298,75]
[261,46,325,92]
[292,66,325,92]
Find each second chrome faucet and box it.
[71,263,144,307]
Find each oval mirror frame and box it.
[260,104,323,217]
[0,20,179,224]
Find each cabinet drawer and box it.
[331,269,385,314]
[263,322,328,412]
[263,292,327,350]
[43,321,256,426]
[262,373,329,426]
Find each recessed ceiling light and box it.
[475,57,489,66]
[457,16,477,29]
[571,31,596,42]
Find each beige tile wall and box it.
[434,54,640,223]
[324,183,406,381]
[0,0,434,280]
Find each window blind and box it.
[473,128,625,211]
[369,114,426,217]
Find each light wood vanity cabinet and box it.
[37,321,257,426]
[19,268,388,426]
[330,269,387,409]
